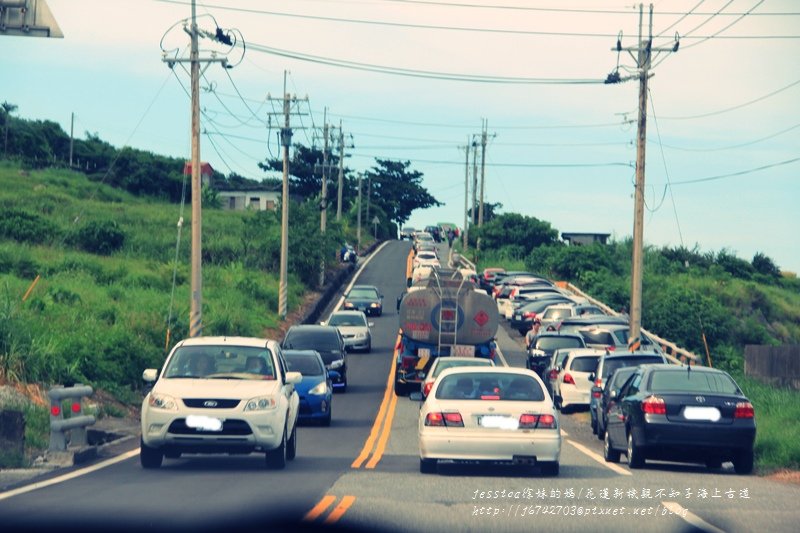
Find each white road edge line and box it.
[0,449,140,501]
[566,439,632,476]
[494,343,509,367]
[330,241,391,318]
[662,501,726,533]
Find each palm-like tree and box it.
[2,101,18,157]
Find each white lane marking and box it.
[662,501,726,533]
[559,429,569,437]
[0,449,140,501]
[494,343,509,367]
[330,241,392,317]
[566,439,632,476]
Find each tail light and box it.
[642,395,666,415]
[401,356,416,370]
[523,311,537,319]
[606,345,616,352]
[563,373,575,385]
[592,390,602,398]
[519,414,557,429]
[425,412,463,427]
[548,369,559,381]
[423,382,433,397]
[734,401,754,419]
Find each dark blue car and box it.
[283,350,334,426]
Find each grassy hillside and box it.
[0,161,332,392]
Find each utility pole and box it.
[321,109,329,233]
[266,73,308,319]
[161,0,228,337]
[336,121,344,220]
[471,138,479,228]
[356,173,362,254]
[609,3,678,348]
[69,112,74,168]
[477,119,488,253]
[188,0,203,338]
[366,174,371,224]
[462,139,470,250]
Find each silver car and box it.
[324,310,373,352]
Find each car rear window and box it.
[569,356,599,373]
[535,337,584,352]
[283,330,340,351]
[581,330,615,345]
[435,373,545,401]
[602,356,664,380]
[543,307,572,320]
[328,314,366,327]
[648,370,740,394]
[432,359,494,378]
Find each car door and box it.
[607,371,640,448]
[275,347,299,433]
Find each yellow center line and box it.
[351,336,399,468]
[323,495,356,525]
[365,389,398,469]
[302,494,337,522]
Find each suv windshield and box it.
[163,345,275,380]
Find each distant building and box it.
[561,232,610,246]
[218,190,280,211]
[183,162,215,188]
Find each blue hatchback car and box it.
[283,349,334,426]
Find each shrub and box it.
[70,220,126,255]
[0,208,60,244]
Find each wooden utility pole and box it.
[69,112,74,168]
[336,121,344,221]
[462,139,470,250]
[477,119,488,253]
[356,173,362,254]
[189,0,203,337]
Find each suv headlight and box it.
[148,393,178,411]
[355,332,367,339]
[244,396,277,411]
[309,381,329,395]
[330,359,344,369]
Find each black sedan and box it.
[343,285,383,316]
[604,364,756,473]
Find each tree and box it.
[365,159,441,228]
[752,252,781,278]
[258,144,331,199]
[2,101,18,157]
[476,212,558,256]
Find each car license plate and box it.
[453,345,474,357]
[478,415,519,430]
[186,415,223,431]
[683,406,721,421]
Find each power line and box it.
[669,156,800,186]
[682,0,766,50]
[660,78,800,119]
[654,122,800,152]
[648,89,685,245]
[246,42,606,84]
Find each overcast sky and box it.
[3,0,799,272]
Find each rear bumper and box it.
[420,429,561,463]
[560,386,591,408]
[636,419,755,455]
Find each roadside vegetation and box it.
[469,213,800,471]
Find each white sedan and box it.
[413,250,440,269]
[140,336,301,469]
[416,367,561,476]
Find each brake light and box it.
[734,401,754,419]
[523,311,537,319]
[642,395,666,415]
[423,382,433,397]
[594,379,602,387]
[425,412,463,427]
[401,356,417,370]
[519,414,557,429]
[592,390,602,398]
[606,345,616,352]
[563,373,575,385]
[548,369,559,381]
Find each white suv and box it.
[140,336,301,469]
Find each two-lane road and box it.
[1,240,798,533]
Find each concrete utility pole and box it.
[336,121,344,220]
[462,138,470,250]
[477,119,488,253]
[321,109,329,233]
[161,0,228,337]
[69,112,74,168]
[188,0,203,338]
[612,3,677,349]
[356,173,362,254]
[471,138,479,227]
[366,174,371,223]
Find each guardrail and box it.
[48,384,96,452]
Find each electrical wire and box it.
[223,68,269,126]
[669,157,800,186]
[659,78,800,120]
[653,122,800,153]
[655,0,705,38]
[682,0,765,50]
[648,89,685,245]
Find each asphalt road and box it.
[0,240,798,533]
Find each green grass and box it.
[734,373,800,471]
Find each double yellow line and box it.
[304,335,402,525]
[351,334,400,469]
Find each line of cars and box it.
[478,263,759,475]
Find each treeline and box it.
[473,213,800,372]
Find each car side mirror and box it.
[328,370,341,381]
[409,392,423,401]
[285,371,303,385]
[588,372,596,381]
[368,322,375,328]
[142,368,158,383]
[610,389,618,400]
[319,321,327,326]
